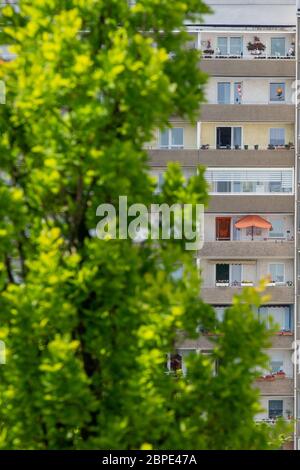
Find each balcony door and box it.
[217,127,231,148]
[216,217,231,240]
[216,127,242,148]
[216,264,242,285]
[216,264,229,283]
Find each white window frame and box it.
[269,82,286,104]
[217,36,243,56]
[269,128,286,147]
[215,126,243,149]
[215,263,243,286]
[217,81,231,104]
[268,219,285,239]
[159,127,184,149]
[268,263,285,284]
[270,37,286,57]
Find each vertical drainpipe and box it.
[294,3,299,451]
[197,121,201,150]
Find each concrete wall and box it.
[202,1,296,27]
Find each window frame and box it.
[268,262,285,284]
[159,127,184,149]
[215,126,243,149]
[268,400,283,419]
[269,127,286,147]
[269,82,286,103]
[270,37,286,57]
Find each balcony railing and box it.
[201,52,295,61]
[215,281,294,288]
[145,145,295,151]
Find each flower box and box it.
[216,282,229,287]
[264,374,275,381]
[275,371,286,379]
[241,281,254,287]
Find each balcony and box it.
[148,149,294,168]
[200,104,294,123]
[200,58,296,78]
[201,286,294,304]
[208,195,294,214]
[199,240,294,259]
[255,377,294,396]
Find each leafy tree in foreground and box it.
[0,0,289,449]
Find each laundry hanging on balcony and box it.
[234,215,272,240]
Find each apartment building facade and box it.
[148,0,300,450]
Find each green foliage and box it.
[0,0,290,449]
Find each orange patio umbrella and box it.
[235,215,272,240]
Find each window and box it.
[217,82,231,104]
[216,264,229,283]
[230,37,243,55]
[231,264,242,284]
[216,181,231,192]
[270,128,285,147]
[271,38,286,57]
[270,83,285,102]
[216,217,231,240]
[269,263,284,283]
[258,306,292,331]
[216,127,242,148]
[268,400,283,419]
[217,127,231,148]
[205,168,293,194]
[217,37,242,56]
[233,127,242,147]
[269,219,284,238]
[214,306,226,322]
[215,264,242,285]
[217,37,228,55]
[159,128,184,149]
[270,361,284,374]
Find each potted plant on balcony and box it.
[268,144,275,150]
[216,280,229,287]
[264,374,275,381]
[203,40,214,56]
[201,144,209,150]
[254,144,259,150]
[241,280,254,287]
[286,410,292,420]
[244,144,248,150]
[275,370,286,379]
[287,42,295,57]
[247,36,266,56]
